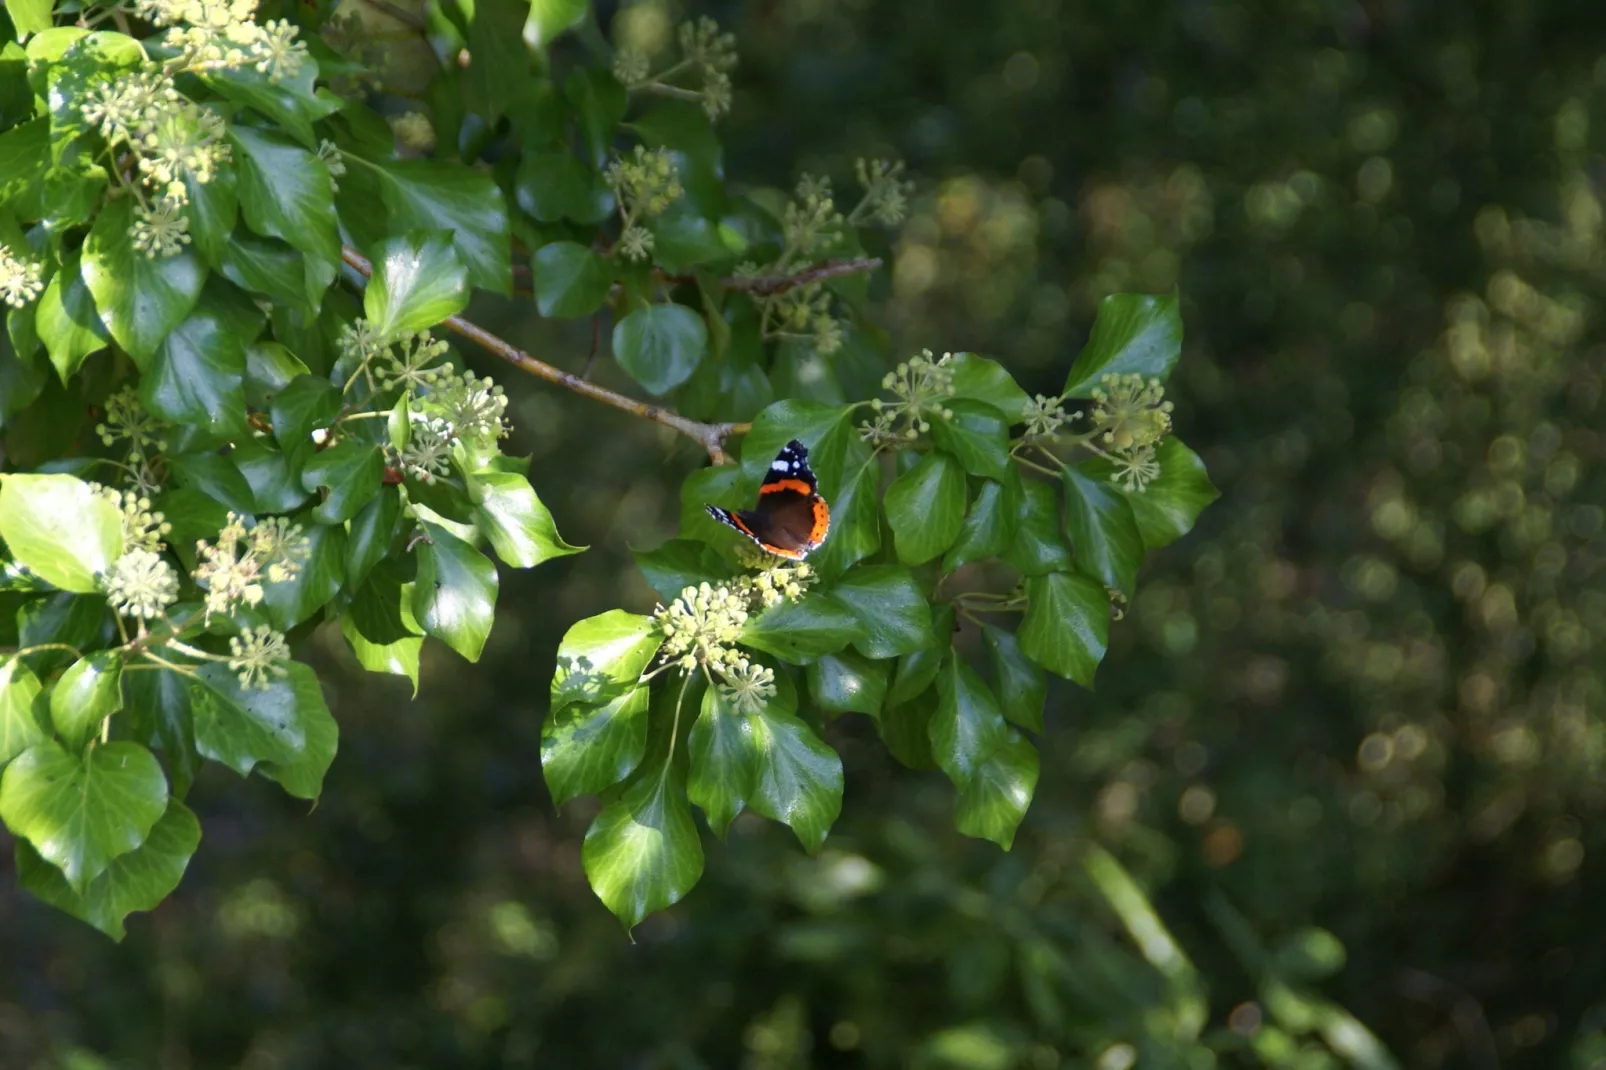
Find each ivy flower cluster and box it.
[733,545,819,609]
[853,158,915,228]
[134,0,309,83]
[228,624,291,690]
[605,146,684,262]
[1021,393,1073,442]
[397,414,456,482]
[0,244,44,309]
[96,386,170,479]
[861,349,958,446]
[337,319,450,396]
[655,582,750,674]
[613,16,738,121]
[104,547,180,620]
[97,486,174,553]
[1088,373,1173,492]
[193,513,309,620]
[418,368,509,448]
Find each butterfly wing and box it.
[703,439,831,559]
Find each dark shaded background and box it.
[4,0,1606,1066]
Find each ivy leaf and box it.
[189,661,338,800]
[340,605,422,696]
[531,240,612,318]
[412,520,499,662]
[524,0,588,48]
[81,198,206,367]
[1000,474,1071,576]
[830,564,934,659]
[1084,439,1220,550]
[345,485,402,588]
[1019,572,1109,687]
[807,456,880,580]
[582,762,704,931]
[17,594,114,677]
[931,654,1009,788]
[947,353,1031,422]
[515,150,612,224]
[167,452,256,515]
[551,609,662,714]
[34,250,109,382]
[0,657,47,765]
[1061,465,1144,594]
[218,233,313,316]
[181,164,237,270]
[738,400,865,501]
[943,479,1015,572]
[243,341,309,410]
[1063,290,1183,398]
[740,593,863,662]
[954,731,1038,849]
[542,686,649,808]
[123,667,200,801]
[378,160,512,295]
[5,0,52,37]
[271,374,341,460]
[883,450,967,566]
[981,625,1047,734]
[139,308,250,443]
[15,797,200,941]
[300,439,384,524]
[928,399,1012,480]
[687,686,759,838]
[807,649,888,718]
[633,539,730,603]
[233,441,312,514]
[564,68,627,167]
[260,522,344,631]
[49,651,123,752]
[363,231,470,336]
[203,54,338,148]
[749,708,843,852]
[613,303,708,397]
[0,739,168,892]
[228,126,340,270]
[468,470,584,568]
[0,473,123,593]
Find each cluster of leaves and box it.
[0,0,1216,938]
[549,293,1217,928]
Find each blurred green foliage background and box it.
[4,0,1606,1066]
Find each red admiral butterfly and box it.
[705,439,830,560]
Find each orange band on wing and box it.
[763,544,807,560]
[759,478,814,496]
[807,498,830,544]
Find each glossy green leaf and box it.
[807,649,888,718]
[542,685,649,807]
[0,473,122,593]
[363,231,470,336]
[81,198,206,366]
[35,250,109,382]
[203,54,338,148]
[412,520,499,662]
[1019,571,1109,687]
[943,479,1014,572]
[300,439,384,524]
[947,353,1032,422]
[524,0,588,47]
[219,233,315,316]
[687,686,759,838]
[190,661,337,800]
[260,522,343,631]
[271,374,342,459]
[139,308,249,442]
[16,594,114,676]
[551,609,662,713]
[166,452,256,515]
[531,240,612,318]
[1061,465,1144,594]
[582,761,703,931]
[884,450,967,566]
[232,441,311,514]
[49,651,122,752]
[5,0,52,37]
[243,341,309,410]
[737,400,864,499]
[345,485,402,588]
[0,739,167,892]
[0,657,47,765]
[1063,290,1183,398]
[879,699,936,770]
[807,456,880,579]
[229,126,340,269]
[1085,438,1219,550]
[929,399,1012,481]
[340,601,422,696]
[740,593,863,662]
[181,165,238,269]
[954,730,1038,849]
[378,160,512,295]
[749,708,843,852]
[515,150,612,224]
[981,625,1046,734]
[613,303,708,397]
[565,67,627,166]
[123,667,200,801]
[830,564,934,659]
[931,654,1008,788]
[471,470,585,568]
[1000,474,1071,576]
[16,797,200,941]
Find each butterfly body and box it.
[706,439,830,560]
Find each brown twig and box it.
[342,247,750,464]
[511,256,884,300]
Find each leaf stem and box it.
[663,670,692,780]
[342,246,751,463]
